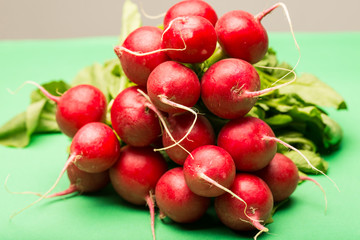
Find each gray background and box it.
[0,0,359,40]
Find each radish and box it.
[110,86,161,147]
[214,173,273,236]
[217,116,277,172]
[147,61,200,114]
[109,145,168,240]
[11,162,110,198]
[183,145,236,197]
[23,81,107,137]
[215,3,298,64]
[155,167,211,223]
[161,112,215,165]
[11,122,120,218]
[161,15,217,63]
[201,58,295,119]
[163,0,218,27]
[215,10,268,64]
[45,162,110,198]
[218,116,339,191]
[114,26,170,87]
[254,153,327,210]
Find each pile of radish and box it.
[8,1,342,239]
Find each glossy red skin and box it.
[183,145,236,197]
[114,26,170,87]
[162,15,217,63]
[70,122,120,173]
[56,84,107,138]
[163,0,218,27]
[109,146,168,205]
[201,58,260,119]
[155,167,211,223]
[67,162,110,193]
[147,61,200,114]
[217,117,277,172]
[215,173,273,231]
[254,153,299,202]
[110,86,161,147]
[162,112,215,165]
[215,10,268,64]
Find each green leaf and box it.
[0,81,68,148]
[265,114,293,126]
[71,62,110,100]
[321,113,343,151]
[284,150,328,174]
[0,112,28,147]
[278,73,347,110]
[276,131,318,153]
[71,59,135,102]
[118,0,142,45]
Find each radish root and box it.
[115,17,187,57]
[145,191,156,240]
[10,154,77,219]
[136,89,192,158]
[199,173,261,224]
[7,80,61,103]
[153,95,198,158]
[300,175,328,214]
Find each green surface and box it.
[1,33,360,240]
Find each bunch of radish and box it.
[11,1,333,239]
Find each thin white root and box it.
[4,174,42,197]
[9,154,76,219]
[200,173,259,223]
[115,17,187,57]
[264,136,340,192]
[254,2,301,93]
[153,96,198,157]
[136,89,192,157]
[300,175,328,214]
[139,2,165,19]
[6,80,60,103]
[253,228,268,240]
[245,67,297,98]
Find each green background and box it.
[1,33,359,239]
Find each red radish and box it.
[254,153,328,209]
[162,15,217,63]
[69,122,120,173]
[109,145,168,240]
[147,61,200,114]
[161,112,215,165]
[215,10,268,64]
[215,3,300,64]
[183,145,236,197]
[163,0,218,27]
[110,86,161,147]
[11,122,120,218]
[18,162,110,198]
[155,167,211,223]
[218,116,339,191]
[5,162,109,200]
[254,153,299,202]
[46,162,110,198]
[201,58,260,119]
[24,81,107,137]
[215,173,273,234]
[217,116,277,172]
[201,58,295,120]
[114,26,170,86]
